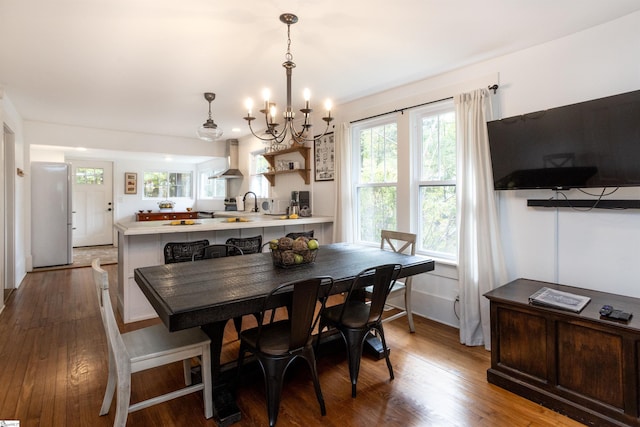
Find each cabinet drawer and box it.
[136,212,197,221]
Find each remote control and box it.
[600,305,632,322]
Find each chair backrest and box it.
[164,239,210,263]
[380,230,416,256]
[256,276,334,352]
[285,230,314,240]
[195,244,244,260]
[225,235,262,255]
[343,264,402,325]
[92,259,128,365]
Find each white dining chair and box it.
[377,230,417,332]
[92,259,213,426]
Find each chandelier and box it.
[243,13,333,145]
[197,92,224,141]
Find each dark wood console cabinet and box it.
[485,278,640,427]
[136,211,197,221]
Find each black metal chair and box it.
[316,263,402,397]
[191,243,245,337]
[222,236,263,334]
[237,276,334,427]
[225,235,262,254]
[192,244,243,261]
[285,230,314,240]
[163,239,209,264]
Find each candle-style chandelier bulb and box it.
[243,13,333,144]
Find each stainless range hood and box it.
[211,139,243,179]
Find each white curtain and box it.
[455,88,507,350]
[333,122,354,243]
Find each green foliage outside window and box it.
[359,123,398,183]
[420,185,457,256]
[143,171,192,199]
[358,186,397,242]
[356,121,398,243]
[75,167,104,185]
[421,111,456,181]
[419,109,457,258]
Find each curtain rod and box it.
[350,84,499,124]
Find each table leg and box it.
[201,321,242,427]
[364,333,388,360]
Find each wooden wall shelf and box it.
[261,146,311,186]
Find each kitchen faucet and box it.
[243,191,259,212]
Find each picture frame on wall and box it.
[314,132,335,181]
[125,172,137,194]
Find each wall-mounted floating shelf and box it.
[261,146,311,186]
[527,199,640,209]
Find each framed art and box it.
[314,132,335,181]
[125,172,137,194]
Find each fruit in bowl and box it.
[269,236,319,268]
[158,200,175,209]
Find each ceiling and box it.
[2,1,640,151]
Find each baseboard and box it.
[387,290,460,328]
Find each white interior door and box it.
[71,159,113,247]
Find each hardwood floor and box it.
[0,265,585,427]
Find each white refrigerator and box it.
[31,162,73,267]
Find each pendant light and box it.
[197,92,224,141]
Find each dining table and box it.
[134,242,434,426]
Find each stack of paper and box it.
[529,287,591,313]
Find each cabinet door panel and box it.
[557,322,623,408]
[497,308,547,379]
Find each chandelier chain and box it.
[285,23,293,62]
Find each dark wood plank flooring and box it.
[0,265,585,426]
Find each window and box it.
[350,100,457,261]
[198,170,226,199]
[75,167,104,185]
[352,118,398,244]
[414,102,457,259]
[143,171,193,199]
[249,150,269,198]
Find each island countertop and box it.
[115,213,334,323]
[114,214,334,236]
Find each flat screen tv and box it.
[487,89,640,190]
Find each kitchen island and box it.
[114,214,333,323]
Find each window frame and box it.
[351,116,399,245]
[249,150,270,198]
[142,170,194,200]
[74,167,105,185]
[197,168,226,200]
[411,100,458,261]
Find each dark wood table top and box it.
[134,242,434,331]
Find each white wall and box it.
[335,11,640,326]
[1,90,27,294]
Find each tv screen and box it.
[487,89,640,190]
